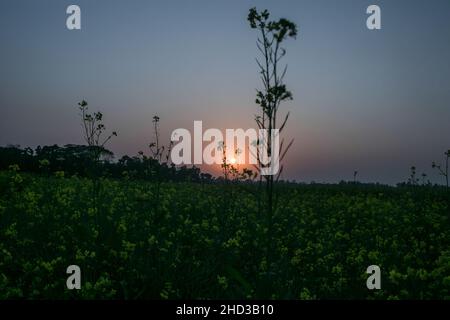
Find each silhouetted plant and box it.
[408,166,419,186]
[218,141,233,182]
[76,100,117,223]
[149,116,164,164]
[353,170,358,183]
[146,115,179,215]
[77,100,117,165]
[248,7,297,273]
[248,7,297,205]
[217,142,255,183]
[420,173,430,186]
[432,150,449,188]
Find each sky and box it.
[1,0,450,184]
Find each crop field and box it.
[1,169,449,300]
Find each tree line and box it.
[0,144,213,183]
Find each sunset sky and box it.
[1,0,450,184]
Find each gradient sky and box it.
[1,0,450,184]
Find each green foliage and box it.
[0,171,449,299]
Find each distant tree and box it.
[0,145,35,171]
[35,144,109,175]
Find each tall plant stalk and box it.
[247,8,297,263]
